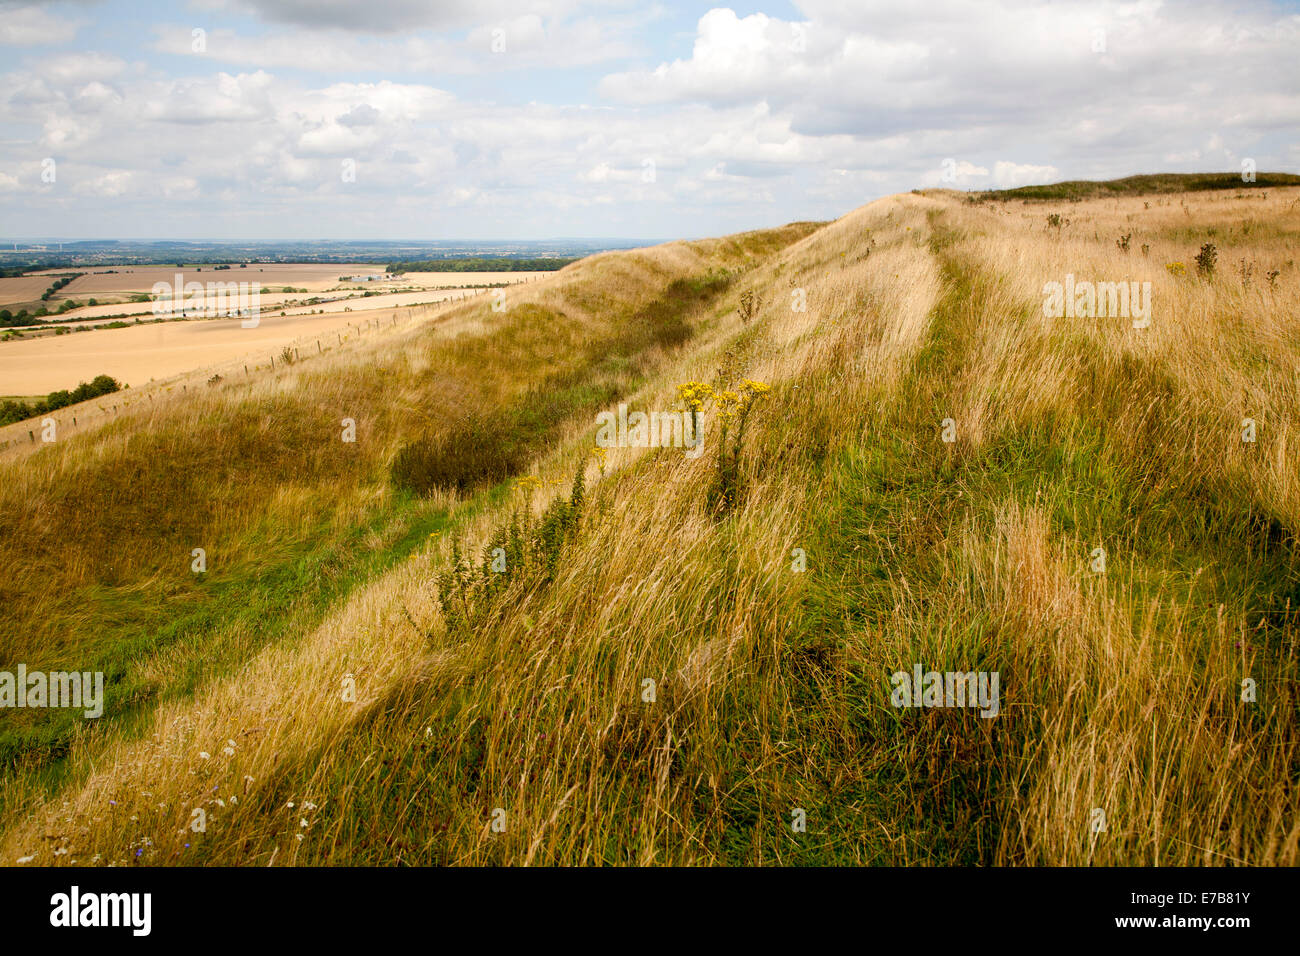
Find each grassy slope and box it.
[972,171,1300,202]
[0,222,816,769]
[1,184,1298,865]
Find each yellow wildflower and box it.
[676,381,715,411]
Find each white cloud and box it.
[0,3,84,45]
[36,52,127,85]
[160,175,200,200]
[338,104,380,127]
[600,9,813,106]
[210,0,551,33]
[150,10,644,74]
[74,170,132,197]
[993,161,1059,188]
[601,2,1300,155]
[141,71,276,124]
[0,0,1297,239]
[72,81,123,113]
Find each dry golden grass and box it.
[1,188,1297,866]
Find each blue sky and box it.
[1,0,1298,240]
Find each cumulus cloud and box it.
[0,0,1296,239]
[152,6,645,73]
[141,71,276,124]
[992,161,1060,188]
[600,9,814,106]
[74,169,132,197]
[338,104,380,127]
[207,0,553,33]
[597,1,1299,197]
[0,2,85,45]
[603,4,1299,143]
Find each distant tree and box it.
[390,257,579,273]
[90,374,120,395]
[0,400,34,426]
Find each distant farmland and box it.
[0,277,540,395]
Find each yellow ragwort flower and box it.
[676,380,715,411]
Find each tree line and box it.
[0,375,121,427]
[387,257,578,273]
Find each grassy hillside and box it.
[973,171,1300,202]
[1,184,1298,866]
[0,223,815,768]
